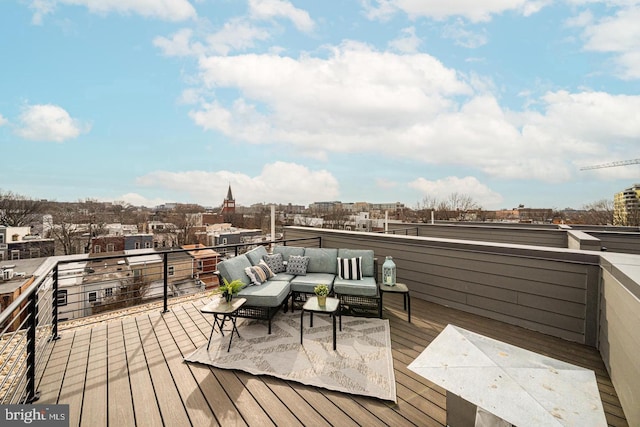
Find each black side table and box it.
[300,296,341,350]
[201,297,246,352]
[380,282,411,322]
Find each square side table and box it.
[201,297,246,352]
[300,296,341,350]
[380,282,411,322]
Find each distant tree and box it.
[415,193,479,221]
[0,190,48,227]
[582,199,614,225]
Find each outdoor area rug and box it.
[185,310,397,402]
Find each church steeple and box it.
[222,184,235,214]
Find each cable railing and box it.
[0,236,321,404]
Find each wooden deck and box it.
[36,295,628,427]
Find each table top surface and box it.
[302,296,340,313]
[407,324,607,427]
[379,282,409,293]
[201,297,247,314]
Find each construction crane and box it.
[580,158,640,170]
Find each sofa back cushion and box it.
[217,255,252,287]
[245,245,269,266]
[273,245,305,262]
[337,249,375,277]
[304,248,338,274]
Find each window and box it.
[94,245,101,253]
[30,248,40,258]
[197,260,204,271]
[168,266,175,277]
[0,234,4,244]
[11,250,20,260]
[88,292,97,303]
[222,238,228,245]
[154,241,159,248]
[56,290,68,306]
[135,242,141,249]
[133,269,141,278]
[105,288,113,298]
[107,244,115,252]
[144,241,151,249]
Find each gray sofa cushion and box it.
[304,248,338,274]
[245,245,269,266]
[217,255,252,287]
[337,249,375,277]
[333,276,378,297]
[237,280,291,307]
[273,245,305,261]
[290,273,336,294]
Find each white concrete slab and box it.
[408,324,607,427]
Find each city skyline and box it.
[1,1,639,211]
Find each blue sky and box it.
[1,0,639,210]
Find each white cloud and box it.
[363,0,551,23]
[29,0,196,24]
[442,19,488,48]
[249,0,315,32]
[15,104,90,142]
[192,41,471,157]
[408,176,504,209]
[575,6,640,79]
[388,27,422,53]
[0,114,7,127]
[153,28,205,57]
[117,193,169,208]
[135,162,339,205]
[154,20,271,57]
[205,18,272,55]
[185,42,640,185]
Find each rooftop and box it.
[36,295,626,426]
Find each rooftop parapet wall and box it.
[285,226,600,346]
[599,253,640,427]
[388,222,568,248]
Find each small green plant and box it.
[217,278,244,302]
[314,284,329,297]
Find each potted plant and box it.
[314,284,329,307]
[219,278,244,303]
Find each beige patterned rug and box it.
[185,310,396,402]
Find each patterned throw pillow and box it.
[338,257,363,280]
[262,253,285,273]
[245,260,274,286]
[286,255,310,275]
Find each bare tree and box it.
[582,199,614,225]
[0,190,48,227]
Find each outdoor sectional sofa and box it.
[214,245,381,334]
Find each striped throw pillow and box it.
[338,257,362,280]
[245,260,274,286]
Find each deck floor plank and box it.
[121,316,163,427]
[105,321,136,427]
[167,304,248,427]
[36,329,74,404]
[79,324,107,427]
[56,327,91,426]
[33,295,628,427]
[135,313,192,427]
[150,309,219,427]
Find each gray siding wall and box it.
[584,231,640,255]
[285,227,600,346]
[599,254,640,427]
[387,223,568,248]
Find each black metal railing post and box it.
[26,291,40,403]
[51,263,60,340]
[162,252,169,313]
